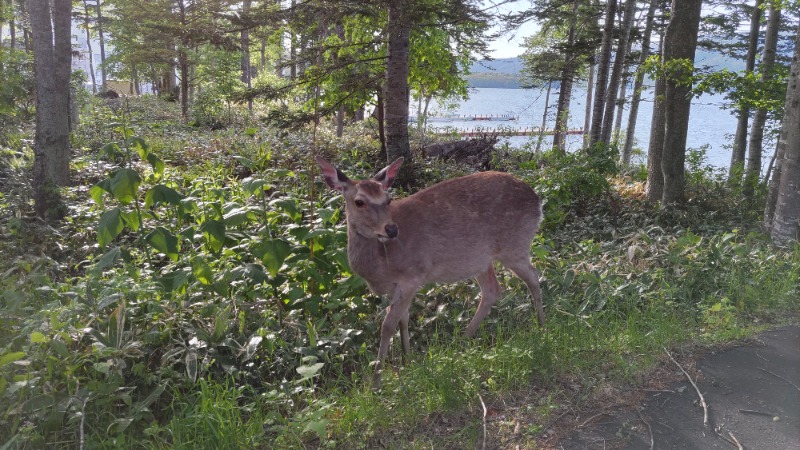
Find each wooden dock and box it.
[432,127,585,137]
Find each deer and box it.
[316,156,544,388]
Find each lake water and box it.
[419,87,740,171]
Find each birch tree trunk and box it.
[622,0,658,166]
[589,0,617,147]
[744,1,781,197]
[767,24,800,244]
[729,0,763,179]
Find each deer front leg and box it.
[373,284,417,390]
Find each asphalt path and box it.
[557,325,800,449]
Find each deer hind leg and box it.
[374,285,417,390]
[465,265,502,338]
[399,309,411,365]
[500,255,545,327]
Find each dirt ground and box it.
[554,325,800,449]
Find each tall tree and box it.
[744,0,781,196]
[764,25,800,243]
[384,0,413,167]
[29,0,72,219]
[622,0,661,166]
[589,0,617,147]
[600,0,636,145]
[729,0,763,178]
[659,0,703,204]
[766,21,799,243]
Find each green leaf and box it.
[296,362,324,380]
[90,179,112,206]
[30,332,48,343]
[234,155,256,169]
[145,227,180,261]
[121,210,141,232]
[109,169,142,204]
[145,185,184,208]
[50,340,69,358]
[98,208,125,247]
[259,239,292,277]
[241,177,271,196]
[94,247,122,273]
[0,352,26,368]
[99,142,121,160]
[223,207,251,226]
[200,219,226,253]
[147,153,165,177]
[127,136,149,160]
[191,258,214,285]
[273,198,301,221]
[160,270,189,293]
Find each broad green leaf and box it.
[223,207,250,226]
[241,177,271,196]
[234,155,256,169]
[147,153,165,177]
[160,270,189,293]
[127,136,149,160]
[273,198,301,221]
[296,362,324,380]
[121,210,141,232]
[98,208,124,247]
[99,142,121,160]
[94,246,121,273]
[145,227,179,261]
[109,169,142,204]
[0,352,26,368]
[30,332,48,343]
[200,219,226,253]
[191,258,213,285]
[145,185,184,208]
[50,340,69,358]
[260,239,292,277]
[90,179,112,205]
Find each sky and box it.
[483,0,541,59]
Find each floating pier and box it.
[432,127,585,137]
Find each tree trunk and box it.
[536,80,552,153]
[241,0,253,114]
[660,0,703,204]
[589,0,617,147]
[767,23,800,243]
[744,1,781,197]
[30,0,72,220]
[82,0,97,93]
[646,34,667,202]
[601,0,636,145]
[179,50,189,118]
[583,54,595,148]
[95,0,107,89]
[622,0,658,166]
[553,0,579,153]
[729,0,763,179]
[376,90,387,160]
[384,0,413,170]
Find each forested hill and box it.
[467,51,747,89]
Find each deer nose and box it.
[385,224,398,239]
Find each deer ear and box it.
[316,156,351,192]
[373,157,404,190]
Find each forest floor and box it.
[550,325,800,449]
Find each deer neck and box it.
[346,222,395,292]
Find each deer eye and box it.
[354,199,365,207]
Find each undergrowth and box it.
[0,97,798,449]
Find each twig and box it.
[579,412,609,428]
[663,346,708,427]
[636,411,654,450]
[758,367,800,392]
[739,408,774,417]
[728,431,743,450]
[478,393,488,450]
